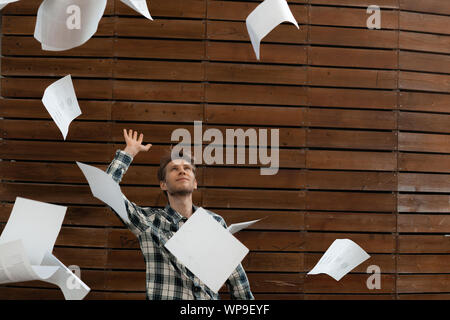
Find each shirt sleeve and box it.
[105,149,151,235]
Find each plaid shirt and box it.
[106,150,254,300]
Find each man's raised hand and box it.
[123,129,152,158]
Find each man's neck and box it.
[168,194,194,218]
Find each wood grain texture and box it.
[1,0,449,300]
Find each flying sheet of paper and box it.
[0,240,59,285]
[34,0,107,51]
[42,75,81,140]
[120,0,152,20]
[164,207,249,293]
[42,252,91,300]
[0,197,66,266]
[307,239,371,281]
[0,240,90,300]
[76,162,130,224]
[246,0,299,60]
[0,0,19,10]
[227,219,262,234]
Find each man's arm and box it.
[105,129,153,235]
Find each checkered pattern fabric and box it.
[106,150,254,300]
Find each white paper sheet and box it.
[164,207,249,293]
[307,239,371,281]
[121,0,152,20]
[42,252,91,300]
[34,0,107,51]
[0,197,66,265]
[246,0,299,60]
[227,219,262,234]
[0,240,57,284]
[0,0,19,10]
[42,75,82,140]
[76,162,130,224]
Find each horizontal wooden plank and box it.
[113,81,203,102]
[56,227,109,248]
[235,231,304,251]
[309,67,397,89]
[247,273,303,293]
[52,247,108,269]
[206,105,305,126]
[399,153,450,173]
[309,88,397,110]
[399,235,450,253]
[399,132,450,153]
[305,232,396,253]
[204,167,304,189]
[304,274,395,293]
[310,6,398,29]
[207,20,307,43]
[399,92,450,113]
[0,182,184,207]
[0,140,115,162]
[115,0,206,18]
[0,99,111,120]
[400,51,450,74]
[307,129,396,150]
[207,1,307,22]
[2,36,114,57]
[1,57,113,78]
[0,203,121,227]
[1,78,112,99]
[206,41,307,64]
[2,16,113,36]
[2,0,115,15]
[310,26,397,48]
[112,102,203,122]
[305,212,396,232]
[206,63,307,85]
[399,0,450,15]
[203,189,305,210]
[398,214,450,233]
[307,150,397,171]
[116,18,205,39]
[307,109,396,130]
[400,11,450,35]
[398,173,450,192]
[311,0,398,9]
[115,38,205,60]
[309,46,398,69]
[398,275,450,293]
[400,31,450,54]
[398,255,450,273]
[398,194,450,213]
[306,171,396,191]
[206,83,308,106]
[399,71,450,93]
[216,209,304,231]
[115,60,203,81]
[399,112,450,134]
[305,253,396,273]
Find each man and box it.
[106,129,254,300]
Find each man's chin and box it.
[168,188,194,197]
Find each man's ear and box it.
[160,180,167,191]
[193,178,198,190]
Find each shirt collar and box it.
[165,204,199,225]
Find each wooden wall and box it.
[0,0,449,300]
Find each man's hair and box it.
[158,149,197,197]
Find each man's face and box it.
[160,159,197,196]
